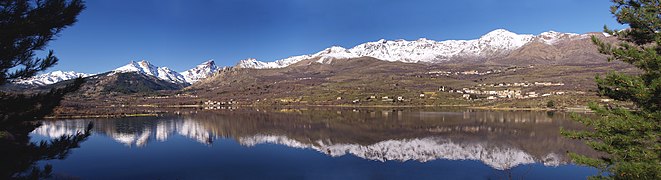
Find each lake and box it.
[29,108,599,179]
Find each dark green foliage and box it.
[0,0,91,179]
[0,0,85,85]
[0,78,84,136]
[562,0,661,179]
[0,122,92,179]
[0,0,86,138]
[546,100,555,108]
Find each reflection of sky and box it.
[32,114,574,171]
[33,132,598,180]
[29,111,599,179]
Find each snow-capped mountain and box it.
[238,135,563,170]
[536,31,583,45]
[13,29,602,86]
[237,46,359,68]
[112,60,188,84]
[14,70,94,86]
[180,60,221,83]
[111,60,223,85]
[32,119,565,170]
[236,29,594,69]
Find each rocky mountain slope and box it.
[13,71,94,86]
[180,60,225,83]
[112,60,189,85]
[5,60,222,100]
[5,29,631,110]
[40,72,186,97]
[71,60,223,95]
[12,60,223,87]
[11,29,613,88]
[236,29,612,69]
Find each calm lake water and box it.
[30,108,599,179]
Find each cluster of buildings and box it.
[444,87,566,100]
[203,106,237,110]
[175,93,199,98]
[144,93,199,100]
[426,66,528,77]
[203,100,236,108]
[338,95,407,104]
[478,82,565,88]
[427,70,502,76]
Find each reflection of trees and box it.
[0,78,89,179]
[0,0,88,178]
[184,109,598,169]
[0,78,91,179]
[33,109,599,171]
[0,122,92,179]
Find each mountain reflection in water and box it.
[32,109,598,172]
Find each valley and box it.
[2,29,635,117]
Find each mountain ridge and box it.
[10,29,614,88]
[13,71,94,86]
[111,60,189,85]
[14,60,223,86]
[180,60,225,83]
[236,29,609,69]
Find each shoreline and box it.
[44,113,161,119]
[44,104,593,120]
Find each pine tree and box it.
[0,0,84,85]
[0,1,91,179]
[0,0,85,140]
[562,0,661,179]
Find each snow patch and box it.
[237,29,589,69]
[111,60,188,84]
[14,71,94,86]
[179,60,221,83]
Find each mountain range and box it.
[14,71,95,86]
[236,29,610,69]
[10,29,615,92]
[14,59,223,86]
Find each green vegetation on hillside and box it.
[562,0,661,179]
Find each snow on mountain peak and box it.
[235,46,363,69]
[180,60,221,83]
[416,38,432,42]
[14,70,93,86]
[476,29,535,51]
[236,58,273,69]
[313,46,359,64]
[536,30,586,45]
[112,60,187,84]
[113,60,156,75]
[237,29,590,69]
[482,29,517,38]
[319,46,348,53]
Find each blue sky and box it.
[44,0,627,73]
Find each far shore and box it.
[167,103,593,112]
[43,104,593,120]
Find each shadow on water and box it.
[1,122,92,179]
[0,79,94,179]
[30,108,600,179]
